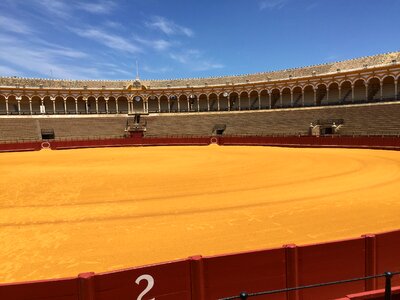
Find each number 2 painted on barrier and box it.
[135,274,155,300]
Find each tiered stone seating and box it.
[38,117,128,139]
[0,118,40,141]
[144,102,400,137]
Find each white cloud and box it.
[76,1,116,14]
[169,49,224,71]
[142,65,172,74]
[35,0,72,19]
[0,15,33,34]
[146,16,193,37]
[259,0,288,10]
[70,27,142,54]
[135,37,172,51]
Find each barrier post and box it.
[189,255,206,300]
[78,272,95,300]
[362,234,377,291]
[385,272,392,300]
[284,244,299,300]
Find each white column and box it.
[158,99,161,112]
[63,98,67,114]
[167,99,170,112]
[279,91,283,107]
[105,97,109,113]
[301,90,304,106]
[51,97,56,114]
[207,96,210,111]
[290,91,294,107]
[365,83,368,101]
[95,98,99,114]
[380,82,383,100]
[351,84,355,102]
[17,96,21,114]
[313,88,317,106]
[258,94,261,110]
[197,98,200,112]
[84,98,89,114]
[5,97,9,115]
[143,99,146,112]
[29,99,32,115]
[269,92,272,109]
[217,96,220,111]
[326,87,330,103]
[248,94,251,109]
[238,94,241,111]
[75,99,78,114]
[116,99,119,114]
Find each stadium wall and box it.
[1,135,400,152]
[0,230,400,300]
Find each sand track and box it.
[0,146,399,283]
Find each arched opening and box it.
[66,97,75,113]
[87,96,97,114]
[54,96,64,114]
[187,95,197,112]
[147,96,159,112]
[353,79,366,102]
[209,93,218,111]
[117,96,129,114]
[43,96,53,114]
[303,85,314,106]
[168,95,177,112]
[107,97,117,113]
[31,96,42,114]
[159,95,168,112]
[132,96,144,113]
[239,92,249,110]
[316,84,327,106]
[249,91,259,110]
[327,83,339,104]
[76,97,86,114]
[218,93,228,111]
[292,87,302,107]
[270,89,280,108]
[20,96,30,114]
[340,81,352,103]
[382,76,395,100]
[229,92,239,110]
[367,77,381,101]
[199,94,208,111]
[259,90,268,109]
[0,95,6,114]
[178,95,188,112]
[8,96,18,114]
[397,76,400,99]
[97,97,106,113]
[281,88,291,108]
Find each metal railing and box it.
[220,271,400,300]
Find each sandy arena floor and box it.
[0,145,399,283]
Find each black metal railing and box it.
[220,271,400,300]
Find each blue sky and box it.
[0,0,398,80]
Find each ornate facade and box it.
[0,52,399,115]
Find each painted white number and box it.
[135,274,155,300]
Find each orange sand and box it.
[0,146,399,283]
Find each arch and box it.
[239,91,249,110]
[353,79,366,102]
[97,96,106,113]
[0,94,6,114]
[20,96,30,114]
[218,92,229,111]
[302,85,314,106]
[316,84,327,106]
[87,96,97,114]
[146,96,158,113]
[7,95,18,114]
[177,94,188,112]
[198,94,208,111]
[229,92,239,111]
[42,96,53,114]
[292,86,302,107]
[159,95,169,112]
[208,93,218,111]
[31,96,42,114]
[281,87,291,108]
[381,75,396,100]
[340,81,352,103]
[367,77,381,101]
[259,90,269,109]
[270,88,280,108]
[132,96,144,113]
[108,96,117,113]
[249,90,259,110]
[117,96,128,114]
[327,82,339,104]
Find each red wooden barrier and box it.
[202,247,286,300]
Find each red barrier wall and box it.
[1,230,400,300]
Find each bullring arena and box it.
[1,52,400,300]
